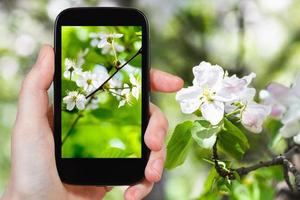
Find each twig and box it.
[234,146,300,192]
[212,138,235,180]
[283,163,294,192]
[86,47,142,99]
[283,158,300,192]
[61,113,83,145]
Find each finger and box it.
[150,69,183,92]
[16,45,54,124]
[144,103,168,151]
[145,146,166,183]
[124,180,153,200]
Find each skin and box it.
[1,45,183,200]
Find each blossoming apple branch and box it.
[166,61,300,194]
[61,31,142,145]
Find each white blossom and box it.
[176,61,234,125]
[259,83,291,118]
[90,32,124,55]
[259,75,300,144]
[76,72,99,93]
[118,84,132,108]
[129,74,141,100]
[63,58,81,79]
[76,70,108,93]
[219,73,256,101]
[101,42,125,55]
[241,102,271,133]
[63,91,86,111]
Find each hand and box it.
[1,45,183,200]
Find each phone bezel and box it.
[54,7,150,185]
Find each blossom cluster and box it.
[62,32,141,111]
[176,61,271,133]
[89,32,124,55]
[260,75,300,144]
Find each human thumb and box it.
[16,44,54,125]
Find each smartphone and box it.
[54,7,149,185]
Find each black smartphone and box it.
[54,7,149,185]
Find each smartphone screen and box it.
[61,26,142,159]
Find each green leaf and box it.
[191,119,222,148]
[165,121,193,169]
[62,79,80,97]
[218,118,249,160]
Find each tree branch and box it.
[212,136,300,192]
[234,146,300,192]
[283,163,294,192]
[212,138,235,180]
[61,113,83,145]
[86,47,142,99]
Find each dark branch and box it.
[61,113,83,145]
[86,47,142,99]
[234,146,300,192]
[212,138,235,180]
[283,163,294,192]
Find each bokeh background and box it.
[1,0,300,199]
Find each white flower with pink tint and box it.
[260,75,300,144]
[241,102,271,133]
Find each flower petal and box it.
[90,38,99,47]
[63,70,70,79]
[118,100,126,108]
[176,86,202,114]
[66,101,76,111]
[98,39,108,48]
[114,43,125,52]
[201,101,224,125]
[132,87,139,100]
[112,33,123,38]
[280,120,300,138]
[241,103,271,133]
[129,74,138,85]
[293,132,300,144]
[192,61,224,89]
[76,95,86,110]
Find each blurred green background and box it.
[1,0,300,199]
[61,26,142,158]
